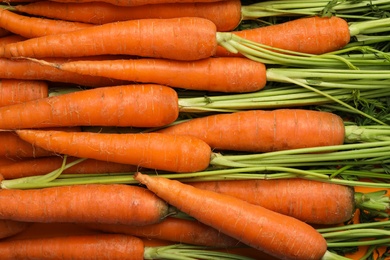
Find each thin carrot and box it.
[0,219,31,239]
[189,178,356,225]
[0,84,179,129]
[0,8,92,38]
[0,17,218,60]
[0,79,48,107]
[0,156,140,180]
[0,184,169,226]
[157,109,346,152]
[84,217,243,248]
[134,172,329,260]
[44,57,267,93]
[11,0,242,32]
[16,130,212,173]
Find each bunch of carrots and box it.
[0,0,389,259]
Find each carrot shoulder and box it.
[134,172,328,260]
[16,130,212,173]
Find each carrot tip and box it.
[134,172,146,184]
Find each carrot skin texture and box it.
[0,17,218,61]
[0,234,145,259]
[15,0,242,32]
[0,220,31,239]
[57,57,267,92]
[134,173,328,260]
[216,16,350,56]
[0,84,179,129]
[0,9,92,38]
[190,179,356,225]
[16,130,212,173]
[0,80,48,107]
[0,184,168,226]
[85,217,242,247]
[0,34,26,47]
[157,109,346,152]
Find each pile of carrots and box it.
[0,0,389,259]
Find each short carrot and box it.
[157,109,346,152]
[16,130,212,173]
[0,79,48,107]
[84,217,243,248]
[0,219,31,239]
[0,184,169,226]
[0,84,179,129]
[134,172,329,260]
[0,8,92,38]
[189,178,356,225]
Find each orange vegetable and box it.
[0,219,31,239]
[0,184,169,226]
[157,109,346,152]
[0,80,48,107]
[16,130,212,173]
[0,34,26,46]
[0,84,179,129]
[43,0,227,7]
[134,172,328,260]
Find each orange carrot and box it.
[40,57,267,93]
[43,0,227,7]
[0,234,146,259]
[134,172,328,260]
[13,0,242,32]
[157,109,346,152]
[85,217,243,247]
[0,156,140,179]
[0,219,31,239]
[0,17,218,60]
[0,34,26,46]
[189,179,356,225]
[216,16,350,56]
[0,8,92,38]
[16,130,212,173]
[0,84,179,129]
[0,79,48,107]
[0,184,169,226]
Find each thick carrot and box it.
[0,184,169,225]
[0,156,140,179]
[0,17,218,60]
[0,58,129,87]
[0,8,92,38]
[0,219,31,239]
[47,57,267,93]
[189,179,356,225]
[84,217,243,247]
[134,172,328,260]
[0,84,179,129]
[157,109,346,152]
[16,130,212,173]
[0,79,48,107]
[13,0,242,32]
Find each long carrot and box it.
[134,172,329,260]
[0,84,179,129]
[11,0,242,32]
[0,184,169,225]
[189,178,356,225]
[157,109,346,152]
[16,130,212,173]
[0,80,48,107]
[84,217,243,247]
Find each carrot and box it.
[134,172,329,260]
[157,109,345,152]
[0,79,48,107]
[41,0,228,7]
[0,184,169,226]
[16,130,212,173]
[0,8,92,38]
[0,219,31,239]
[0,34,25,46]
[45,57,267,93]
[12,0,242,32]
[0,156,140,179]
[0,17,218,60]
[84,217,243,247]
[0,84,179,129]
[189,179,356,225]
